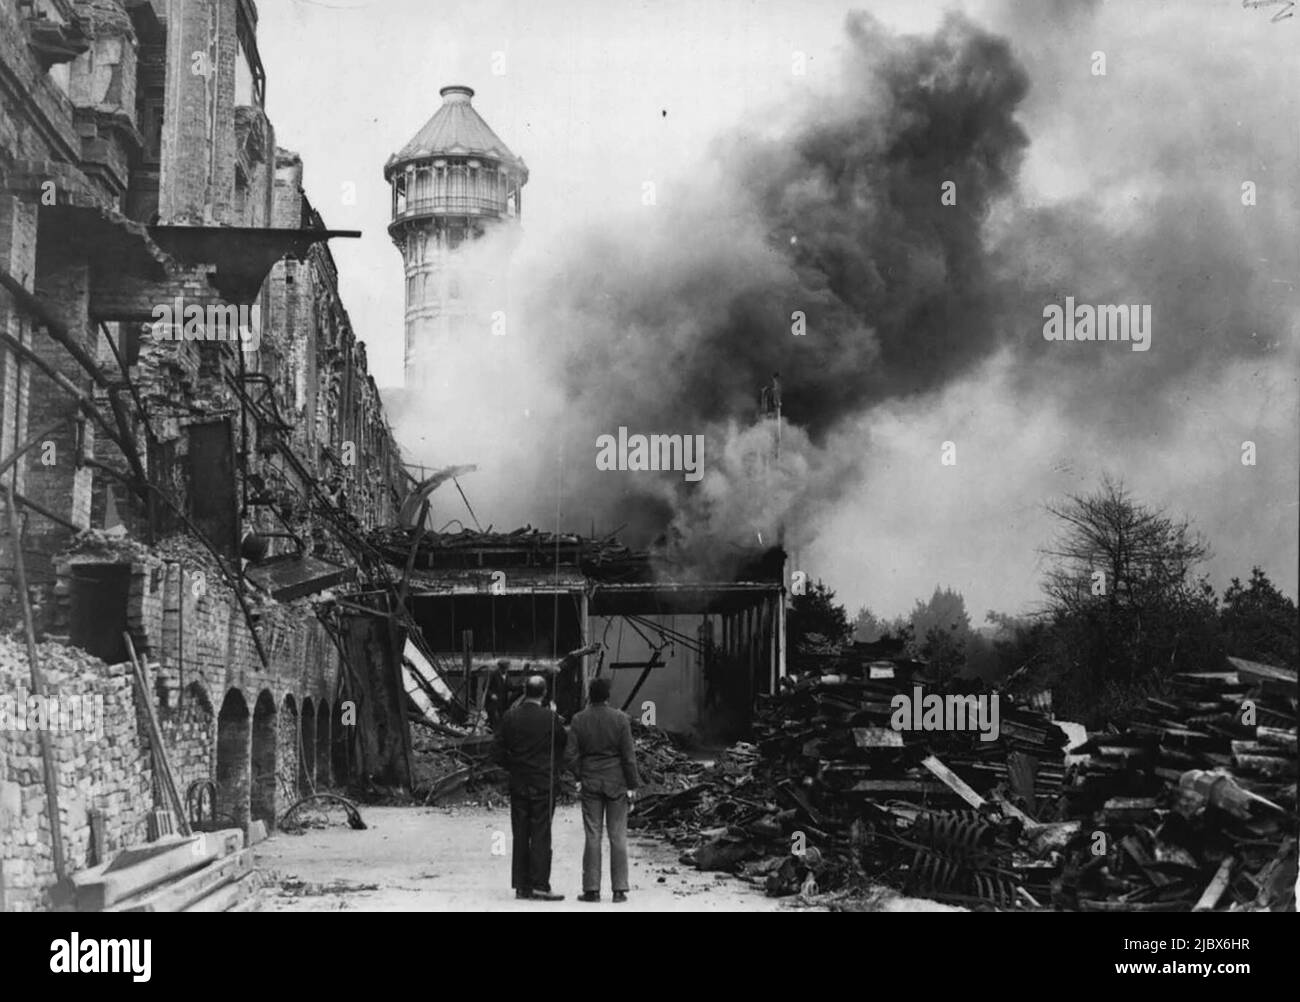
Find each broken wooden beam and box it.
[1192,855,1235,912]
[921,754,986,810]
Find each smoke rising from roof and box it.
[388,5,1298,599]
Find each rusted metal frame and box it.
[0,330,149,494]
[10,491,78,531]
[0,267,113,389]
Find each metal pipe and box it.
[11,492,78,531]
[0,266,111,388]
[0,420,72,482]
[0,332,145,490]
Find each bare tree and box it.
[1041,475,1209,618]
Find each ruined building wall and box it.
[0,0,407,911]
[0,637,152,913]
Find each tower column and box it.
[385,84,528,390]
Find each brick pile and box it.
[0,635,151,912]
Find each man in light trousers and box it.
[564,677,640,903]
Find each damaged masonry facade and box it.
[0,0,411,911]
[0,0,786,914]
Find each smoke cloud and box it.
[389,4,1298,605]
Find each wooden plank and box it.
[1227,657,1297,689]
[920,754,986,809]
[1233,754,1297,778]
[73,828,242,911]
[989,790,1035,826]
[1257,726,1298,749]
[848,779,947,795]
[227,891,265,912]
[110,849,253,913]
[125,634,190,837]
[1103,797,1158,813]
[852,727,903,749]
[1193,856,1234,912]
[183,871,263,912]
[74,836,212,912]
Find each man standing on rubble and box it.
[565,677,640,903]
[493,674,567,901]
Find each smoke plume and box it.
[390,4,1298,600]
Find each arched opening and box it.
[216,689,250,830]
[315,700,331,788]
[251,690,277,830]
[299,696,316,794]
[279,694,298,812]
[331,698,350,786]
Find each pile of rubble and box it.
[1051,657,1297,911]
[629,650,1298,911]
[407,723,506,806]
[368,525,649,579]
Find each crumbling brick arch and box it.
[216,688,251,830]
[299,696,316,793]
[279,694,299,809]
[315,699,331,788]
[251,690,278,830]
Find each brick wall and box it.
[0,542,348,909]
[0,636,152,913]
[157,681,215,814]
[1,0,410,911]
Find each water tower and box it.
[385,85,528,386]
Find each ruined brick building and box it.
[0,0,791,915]
[0,0,409,910]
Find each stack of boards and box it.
[70,829,262,912]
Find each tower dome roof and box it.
[389,85,524,170]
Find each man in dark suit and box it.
[564,677,641,903]
[493,675,567,901]
[485,659,512,730]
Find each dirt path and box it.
[253,803,804,912]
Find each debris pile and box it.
[369,525,649,580]
[630,650,1298,911]
[1051,657,1297,911]
[409,725,506,806]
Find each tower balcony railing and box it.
[393,195,508,221]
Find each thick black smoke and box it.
[489,12,1040,568]
[544,12,1031,442]
[394,5,1296,595]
